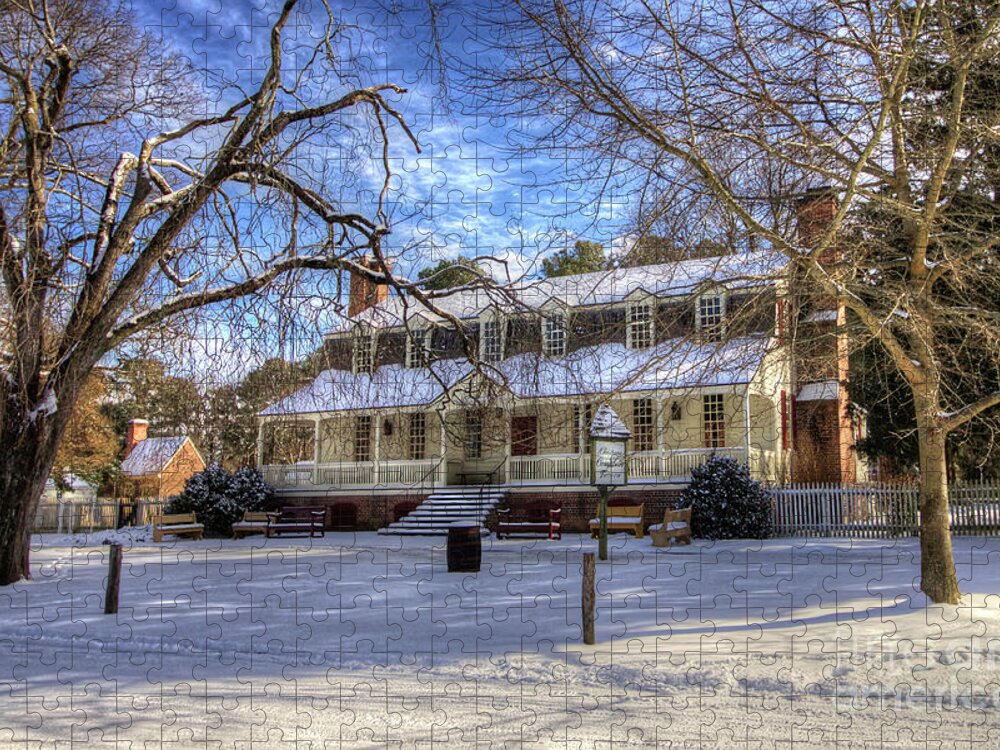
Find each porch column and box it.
[256,420,266,468]
[743,386,753,470]
[372,414,381,485]
[437,411,448,487]
[654,392,664,477]
[313,417,321,484]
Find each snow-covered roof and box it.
[260,336,769,417]
[797,380,840,402]
[803,309,838,323]
[590,404,632,439]
[336,252,786,333]
[121,436,189,476]
[498,336,769,399]
[260,359,474,416]
[44,473,96,493]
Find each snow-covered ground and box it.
[2,532,999,747]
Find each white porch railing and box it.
[264,459,440,489]
[508,447,779,484]
[265,448,780,489]
[378,459,440,486]
[508,453,589,483]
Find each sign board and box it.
[592,438,627,486]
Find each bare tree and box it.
[0,0,423,583]
[484,0,1000,603]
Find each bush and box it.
[167,464,274,536]
[682,454,773,540]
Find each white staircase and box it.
[378,486,505,535]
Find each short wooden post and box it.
[104,543,122,615]
[582,552,595,645]
[598,486,609,561]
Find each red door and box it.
[511,416,538,456]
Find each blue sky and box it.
[134,0,633,282]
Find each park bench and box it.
[152,512,205,543]
[496,502,562,540]
[231,511,271,539]
[649,507,692,547]
[266,506,326,538]
[589,503,644,539]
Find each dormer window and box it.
[697,295,725,342]
[352,326,375,374]
[542,314,567,357]
[480,317,504,363]
[405,328,431,369]
[626,301,653,349]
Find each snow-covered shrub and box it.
[682,454,773,540]
[167,464,274,536]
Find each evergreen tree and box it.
[416,256,487,290]
[541,241,606,277]
[682,455,773,540]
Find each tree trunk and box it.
[917,416,962,604]
[0,421,60,585]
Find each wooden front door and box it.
[511,416,538,456]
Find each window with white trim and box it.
[633,398,655,452]
[543,314,567,356]
[352,327,375,374]
[703,394,726,448]
[405,329,431,369]
[464,410,483,459]
[627,301,653,349]
[354,415,372,461]
[480,318,504,363]
[408,412,426,460]
[573,403,594,454]
[698,295,724,342]
[670,401,683,421]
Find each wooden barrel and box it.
[447,522,481,573]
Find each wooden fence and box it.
[771,481,1000,538]
[32,498,168,534]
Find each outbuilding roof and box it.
[121,436,190,477]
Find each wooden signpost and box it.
[590,405,631,561]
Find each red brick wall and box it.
[278,489,686,533]
[282,494,429,530]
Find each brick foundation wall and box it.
[280,494,430,531]
[277,488,687,533]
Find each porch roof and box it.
[259,358,473,417]
[260,335,768,417]
[498,335,768,399]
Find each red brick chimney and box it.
[348,256,391,317]
[126,419,148,455]
[796,187,838,256]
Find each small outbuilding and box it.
[121,419,206,500]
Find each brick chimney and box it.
[126,418,148,455]
[348,256,391,318]
[796,187,838,253]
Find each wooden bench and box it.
[266,506,326,538]
[649,507,692,547]
[231,511,271,539]
[589,503,645,539]
[153,512,205,543]
[496,503,562,540]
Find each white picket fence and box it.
[32,498,168,534]
[771,482,1000,538]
